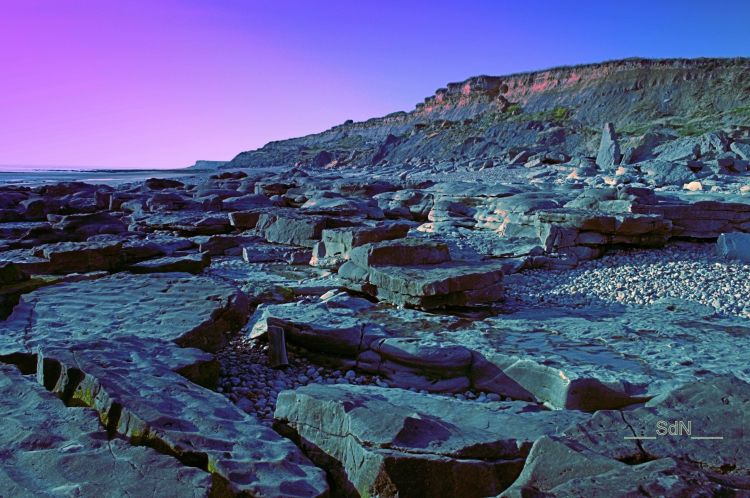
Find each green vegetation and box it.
[505,103,522,115]
[509,105,572,123]
[618,122,653,137]
[730,104,750,121]
[675,121,711,137]
[551,106,571,120]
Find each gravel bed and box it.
[217,336,505,423]
[504,242,750,317]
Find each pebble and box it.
[505,243,750,318]
[216,336,509,423]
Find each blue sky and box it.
[2,0,748,168]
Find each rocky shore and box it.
[2,58,750,497]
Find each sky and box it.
[1,0,749,170]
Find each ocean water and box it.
[0,166,200,187]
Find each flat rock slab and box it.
[275,384,587,498]
[1,273,329,497]
[499,437,721,497]
[349,238,451,267]
[128,252,210,274]
[516,300,750,395]
[2,272,247,354]
[249,293,485,391]
[131,211,232,235]
[340,259,505,309]
[564,375,750,477]
[0,364,214,498]
[248,294,640,404]
[502,375,750,496]
[255,211,355,247]
[209,256,341,305]
[424,298,750,406]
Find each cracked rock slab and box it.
[1,273,329,497]
[340,258,505,309]
[552,375,750,491]
[0,363,214,498]
[274,384,587,498]
[499,437,723,497]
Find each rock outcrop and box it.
[0,363,215,497]
[0,273,329,497]
[339,239,505,309]
[595,122,621,169]
[274,384,587,498]
[503,375,750,496]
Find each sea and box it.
[0,165,204,188]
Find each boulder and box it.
[249,296,384,356]
[717,232,750,262]
[639,160,698,187]
[340,239,504,309]
[145,191,197,211]
[621,130,675,164]
[35,241,124,274]
[731,141,750,161]
[349,238,450,267]
[595,122,622,169]
[229,209,264,229]
[242,243,302,263]
[51,211,127,239]
[310,223,410,268]
[133,212,233,235]
[0,261,28,285]
[255,211,354,247]
[300,196,384,219]
[652,136,701,162]
[221,194,272,211]
[199,234,260,256]
[143,177,185,190]
[341,260,505,309]
[0,262,45,319]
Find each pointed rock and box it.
[596,122,622,169]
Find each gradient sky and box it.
[2,0,749,170]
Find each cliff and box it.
[227,58,750,170]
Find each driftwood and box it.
[268,325,289,368]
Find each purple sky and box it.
[2,0,749,170]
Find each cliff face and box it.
[228,58,750,170]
